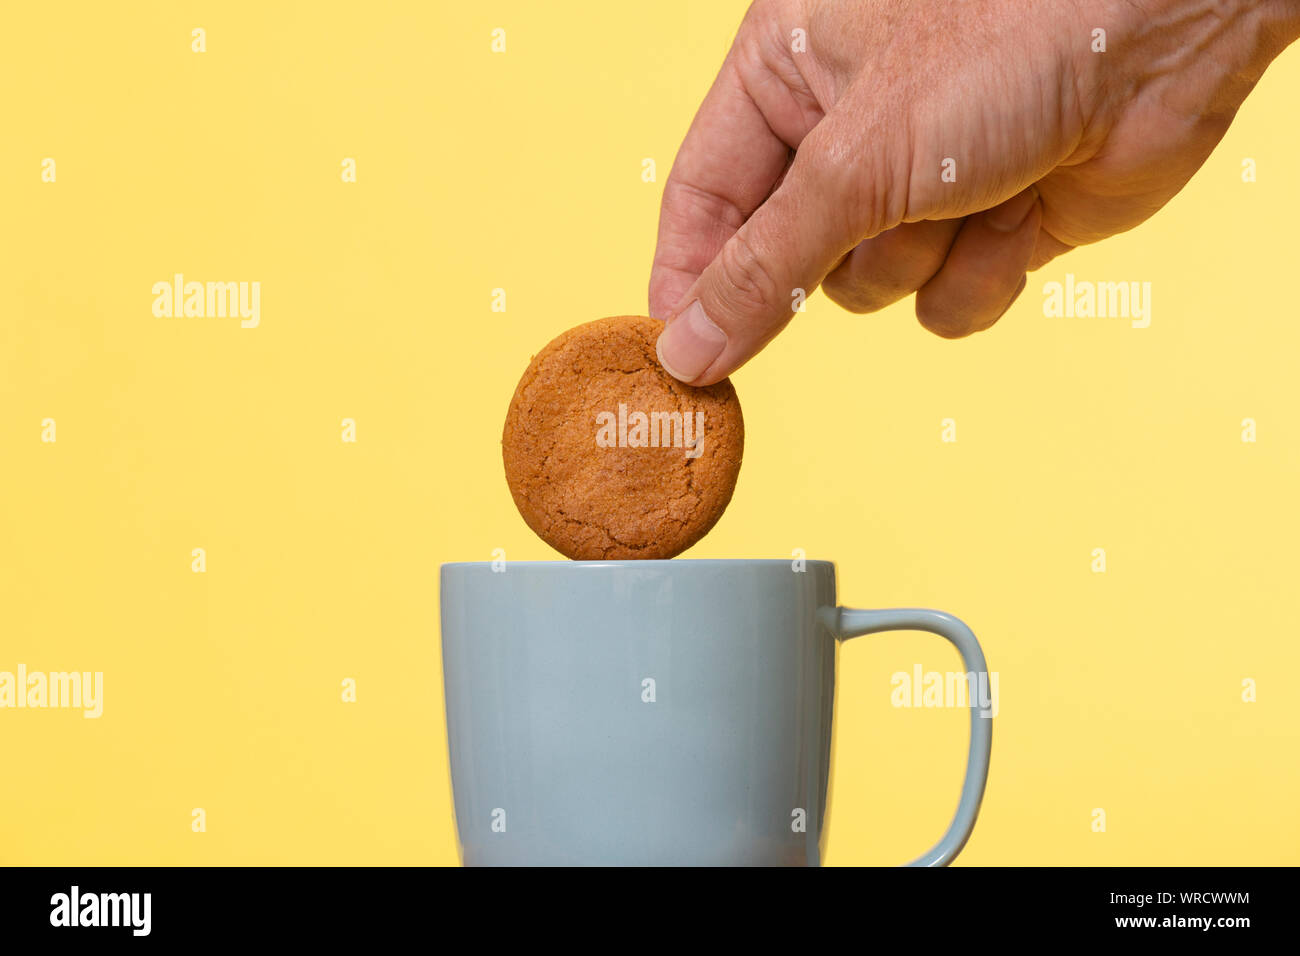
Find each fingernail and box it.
[656,300,727,383]
[985,185,1040,233]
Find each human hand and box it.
[649,0,1300,385]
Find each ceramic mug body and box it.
[439,559,991,866]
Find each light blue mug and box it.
[439,559,992,866]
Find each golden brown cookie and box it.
[502,316,743,560]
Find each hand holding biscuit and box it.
[650,0,1300,385]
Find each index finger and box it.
[648,53,796,320]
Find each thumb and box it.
[655,131,884,386]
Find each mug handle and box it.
[818,606,993,867]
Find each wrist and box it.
[1170,0,1300,65]
[1083,0,1300,115]
[1261,0,1300,46]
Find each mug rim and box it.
[441,558,836,570]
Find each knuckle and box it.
[714,229,783,316]
[799,138,871,236]
[915,299,976,339]
[796,115,904,241]
[821,274,882,314]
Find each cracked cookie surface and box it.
[502,315,743,560]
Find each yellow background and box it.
[2,1,1297,865]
